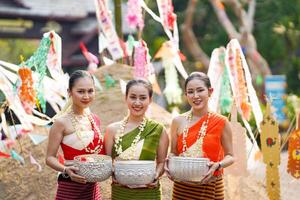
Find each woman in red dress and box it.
[46,70,104,200]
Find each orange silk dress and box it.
[173,112,227,200]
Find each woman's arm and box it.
[219,120,235,168]
[169,117,179,155]
[45,118,87,184]
[104,124,116,156]
[201,120,235,184]
[156,128,169,178]
[45,119,65,172]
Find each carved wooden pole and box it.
[260,102,280,200]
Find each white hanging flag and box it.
[28,133,48,145]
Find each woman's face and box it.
[69,77,95,109]
[126,84,152,117]
[185,79,212,111]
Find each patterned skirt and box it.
[172,176,224,200]
[55,174,101,200]
[111,183,161,200]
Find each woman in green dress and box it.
[105,78,169,200]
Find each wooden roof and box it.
[0,0,95,20]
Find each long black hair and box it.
[125,78,153,98]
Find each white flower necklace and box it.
[114,116,147,160]
[70,110,104,154]
[181,110,211,157]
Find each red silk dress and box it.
[55,114,104,200]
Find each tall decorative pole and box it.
[114,0,123,40]
[260,101,280,200]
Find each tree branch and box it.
[247,0,256,32]
[181,0,210,68]
[209,0,240,39]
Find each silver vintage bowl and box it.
[168,156,210,182]
[74,154,112,182]
[114,160,156,185]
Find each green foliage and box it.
[141,0,300,95]
[0,39,38,64]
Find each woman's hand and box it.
[200,161,220,184]
[164,156,174,181]
[66,166,87,184]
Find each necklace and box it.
[181,110,211,157]
[70,110,104,154]
[114,116,147,160]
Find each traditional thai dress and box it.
[111,119,164,200]
[55,114,104,200]
[172,112,226,200]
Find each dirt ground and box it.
[0,64,298,200]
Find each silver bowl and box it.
[168,156,209,182]
[74,154,112,182]
[114,160,156,185]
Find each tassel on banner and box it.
[30,152,42,172]
[163,58,182,105]
[0,151,10,158]
[11,150,25,165]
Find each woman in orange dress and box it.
[168,72,235,200]
[46,70,104,200]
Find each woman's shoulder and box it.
[211,112,227,120]
[53,113,69,125]
[106,121,122,133]
[172,113,188,124]
[209,112,228,125]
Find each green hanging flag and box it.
[104,74,116,89]
[22,36,51,113]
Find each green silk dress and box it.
[111,119,163,200]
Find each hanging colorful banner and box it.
[287,129,300,179]
[28,133,48,145]
[163,58,182,105]
[134,40,148,78]
[207,47,225,112]
[94,0,124,60]
[127,0,144,30]
[46,31,64,82]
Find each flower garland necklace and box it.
[181,110,211,157]
[70,110,104,154]
[114,116,147,159]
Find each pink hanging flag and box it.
[30,152,42,172]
